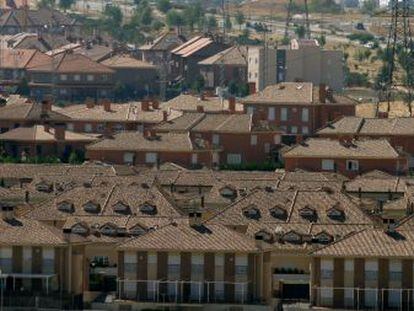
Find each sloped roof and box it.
[139,32,186,51]
[101,55,155,69]
[199,46,247,66]
[171,36,213,58]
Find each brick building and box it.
[318,116,414,168]
[241,82,356,143]
[283,138,408,177]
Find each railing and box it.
[117,279,252,305]
[0,292,83,310]
[312,286,414,310]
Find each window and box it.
[346,160,359,171]
[191,153,198,165]
[140,202,157,214]
[243,205,260,219]
[123,153,134,165]
[102,74,109,81]
[113,201,130,214]
[274,135,281,144]
[83,201,101,213]
[0,247,12,273]
[145,152,157,164]
[42,248,55,274]
[250,135,257,146]
[59,88,67,95]
[235,255,248,277]
[246,106,254,115]
[290,126,298,134]
[302,126,309,135]
[84,124,93,132]
[23,247,32,273]
[281,108,288,121]
[268,107,275,120]
[212,134,220,145]
[57,201,74,213]
[60,74,67,81]
[87,74,94,81]
[302,108,309,122]
[365,260,378,281]
[321,259,333,279]
[74,74,81,81]
[100,224,117,236]
[227,153,242,165]
[71,223,88,235]
[389,260,402,281]
[96,123,105,133]
[283,231,302,243]
[270,206,287,219]
[66,123,74,131]
[322,159,334,171]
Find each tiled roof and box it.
[0,125,99,142]
[0,217,65,246]
[118,222,258,252]
[155,112,205,132]
[139,32,186,51]
[75,44,113,62]
[101,55,155,69]
[87,131,196,152]
[312,228,414,258]
[0,48,39,69]
[199,46,247,66]
[284,138,400,159]
[192,113,252,133]
[162,94,244,113]
[171,36,213,58]
[318,117,364,135]
[11,33,70,52]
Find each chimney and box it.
[102,99,111,112]
[319,84,327,104]
[41,100,51,114]
[197,105,204,113]
[85,98,95,109]
[228,96,236,113]
[201,195,205,208]
[152,100,160,110]
[189,211,203,227]
[24,190,29,203]
[54,123,66,141]
[1,203,15,221]
[145,129,156,138]
[248,82,256,95]
[141,100,150,111]
[163,111,168,121]
[44,123,50,133]
[199,93,206,101]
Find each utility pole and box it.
[285,0,311,40]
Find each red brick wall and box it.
[284,156,407,177]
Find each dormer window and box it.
[283,231,302,244]
[36,182,52,193]
[270,206,287,220]
[243,205,260,219]
[299,206,317,221]
[83,201,101,214]
[314,231,333,244]
[130,224,146,236]
[71,223,89,235]
[57,201,74,213]
[219,186,237,198]
[100,223,118,236]
[327,206,344,220]
[255,230,273,242]
[140,202,157,215]
[113,201,131,214]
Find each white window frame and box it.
[84,123,93,133]
[87,74,95,81]
[60,74,67,81]
[268,107,275,121]
[281,108,288,121]
[321,159,335,171]
[346,160,359,171]
[246,106,254,115]
[250,135,257,146]
[290,126,298,134]
[212,134,220,146]
[227,153,242,165]
[145,152,157,164]
[302,108,309,122]
[191,153,198,165]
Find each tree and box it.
[206,15,217,32]
[183,3,204,32]
[140,6,153,26]
[166,10,185,32]
[317,34,326,47]
[156,0,171,13]
[192,75,205,93]
[59,0,75,11]
[294,25,306,39]
[235,11,245,30]
[37,0,55,8]
[17,78,30,96]
[224,15,232,31]
[103,5,123,32]
[361,0,377,15]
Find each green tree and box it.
[206,15,217,32]
[37,0,55,8]
[103,5,123,33]
[166,10,185,31]
[156,0,171,13]
[17,78,30,96]
[140,6,153,26]
[59,0,75,11]
[294,25,306,39]
[235,11,245,30]
[224,15,232,31]
[361,0,377,15]
[317,34,326,47]
[192,75,205,93]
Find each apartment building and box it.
[318,116,414,168]
[277,39,344,91]
[311,225,414,310]
[162,94,244,113]
[247,46,277,92]
[283,138,408,177]
[241,82,356,141]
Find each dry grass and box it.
[356,101,414,118]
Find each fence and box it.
[313,286,414,310]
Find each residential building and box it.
[26,51,114,102]
[283,138,408,177]
[162,94,244,113]
[241,82,357,141]
[0,7,81,36]
[318,116,414,168]
[247,46,277,92]
[101,55,159,98]
[171,35,228,84]
[277,39,344,91]
[199,46,247,90]
[4,32,71,53]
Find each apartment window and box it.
[42,248,55,274]
[214,254,225,301]
[84,124,93,132]
[246,106,254,115]
[250,135,257,146]
[227,154,242,165]
[168,253,180,280]
[191,153,198,165]
[96,123,105,133]
[23,247,32,274]
[66,123,74,131]
[302,108,309,122]
[123,152,135,165]
[212,134,220,145]
[255,58,258,64]
[389,260,402,282]
[346,160,359,171]
[191,254,204,300]
[102,74,109,81]
[145,152,157,164]
[290,126,298,134]
[281,108,288,121]
[0,247,12,273]
[254,72,258,78]
[264,143,270,153]
[124,252,137,274]
[321,259,333,280]
[302,126,309,135]
[322,159,334,171]
[268,107,275,121]
[60,74,67,81]
[274,135,281,144]
[74,74,81,81]
[364,260,378,281]
[59,88,67,95]
[100,89,108,96]
[87,74,95,81]
[235,255,248,277]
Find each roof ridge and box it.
[100,184,116,215]
[286,190,298,223]
[215,114,234,131]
